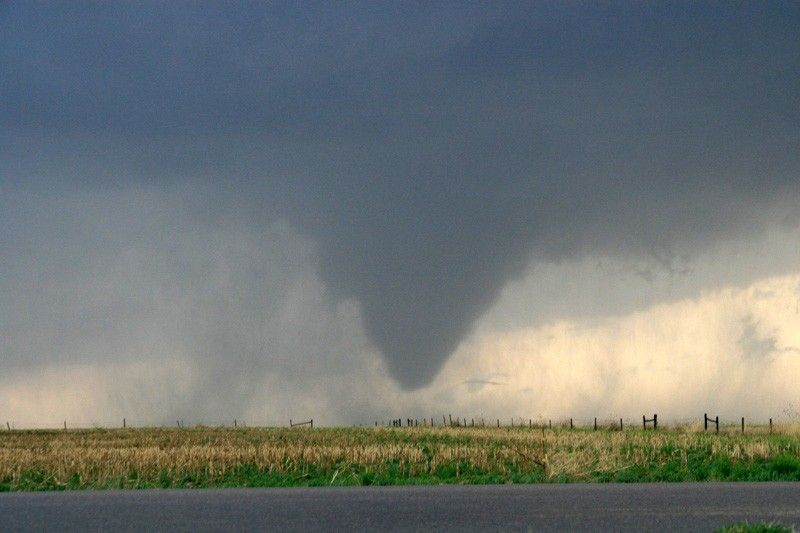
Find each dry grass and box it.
[1,423,799,490]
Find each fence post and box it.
[549,419,552,429]
[497,419,500,428]
[654,414,657,430]
[311,419,313,429]
[620,418,623,431]
[123,418,126,429]
[770,418,773,434]
[643,415,646,430]
[5,422,9,431]
[715,416,719,434]
[704,413,707,431]
[529,419,532,428]
[594,417,597,431]
[741,417,744,434]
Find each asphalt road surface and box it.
[2,483,800,532]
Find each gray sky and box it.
[1,2,799,426]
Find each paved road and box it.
[2,483,799,532]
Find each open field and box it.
[2,424,800,490]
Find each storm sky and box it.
[1,2,799,427]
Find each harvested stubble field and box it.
[2,423,800,490]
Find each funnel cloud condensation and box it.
[2,3,800,390]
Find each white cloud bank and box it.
[437,270,800,424]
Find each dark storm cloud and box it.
[2,2,799,389]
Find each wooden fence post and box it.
[570,418,573,430]
[620,418,623,431]
[704,413,707,431]
[549,419,552,429]
[715,416,719,434]
[594,417,597,431]
[770,418,773,434]
[643,415,646,430]
[123,418,126,429]
[6,422,9,431]
[741,417,744,434]
[654,414,657,430]
[497,419,500,428]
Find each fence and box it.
[368,412,783,435]
[643,414,657,430]
[704,413,719,433]
[0,414,783,432]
